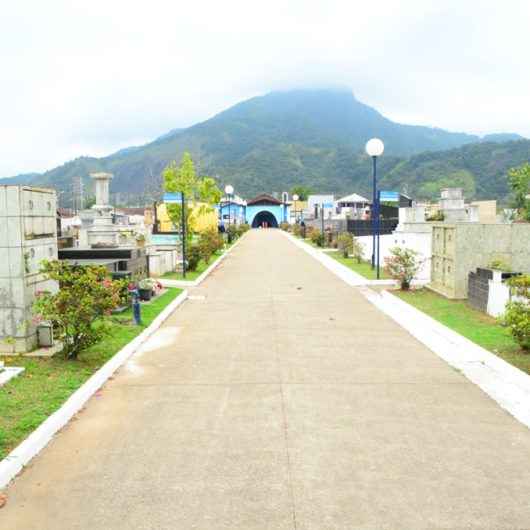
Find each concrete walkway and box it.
[3,229,530,529]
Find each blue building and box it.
[245,194,289,228]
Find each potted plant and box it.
[135,233,146,248]
[138,278,154,301]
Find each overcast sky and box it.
[2,0,530,177]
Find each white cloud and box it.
[1,0,529,176]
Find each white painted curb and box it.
[284,230,530,430]
[159,235,244,288]
[364,289,530,429]
[0,288,188,489]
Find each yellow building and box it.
[156,201,218,233]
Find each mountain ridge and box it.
[2,89,527,203]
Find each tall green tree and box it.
[507,162,530,213]
[162,152,222,237]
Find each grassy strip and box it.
[329,253,391,280]
[395,288,529,374]
[0,288,182,460]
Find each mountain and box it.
[2,89,527,202]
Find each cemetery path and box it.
[4,229,530,529]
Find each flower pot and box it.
[138,288,152,301]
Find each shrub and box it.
[503,275,530,350]
[33,261,122,360]
[227,223,239,242]
[186,244,202,271]
[237,223,250,236]
[292,223,302,237]
[384,247,421,290]
[198,228,223,263]
[337,233,353,258]
[306,226,317,240]
[351,237,364,263]
[310,229,325,247]
[280,222,290,231]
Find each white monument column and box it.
[87,172,119,247]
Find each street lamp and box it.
[365,138,384,279]
[292,194,299,223]
[225,184,234,242]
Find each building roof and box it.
[247,193,283,206]
[337,193,370,204]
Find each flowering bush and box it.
[198,228,224,264]
[503,275,530,350]
[33,260,122,359]
[384,247,421,290]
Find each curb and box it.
[158,235,244,288]
[284,230,530,430]
[0,288,189,490]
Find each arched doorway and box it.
[252,210,278,228]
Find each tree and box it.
[290,185,312,201]
[162,152,222,238]
[507,163,530,220]
[33,261,123,359]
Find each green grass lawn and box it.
[395,288,529,374]
[0,287,182,460]
[329,253,391,280]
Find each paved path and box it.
[3,230,530,529]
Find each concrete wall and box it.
[148,249,178,277]
[0,186,58,353]
[431,223,530,299]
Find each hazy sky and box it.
[2,0,530,177]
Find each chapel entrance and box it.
[252,211,278,228]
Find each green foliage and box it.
[384,247,421,289]
[351,236,364,263]
[488,258,511,271]
[280,222,290,231]
[237,223,250,236]
[186,244,202,271]
[162,152,222,238]
[337,233,353,258]
[503,274,530,351]
[290,185,312,200]
[310,229,325,247]
[33,261,122,360]
[198,228,224,264]
[503,302,530,351]
[507,162,530,220]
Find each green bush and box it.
[292,224,302,237]
[503,275,530,350]
[280,222,290,231]
[337,233,353,258]
[351,237,364,263]
[503,302,530,351]
[198,228,223,263]
[384,247,421,289]
[237,223,250,236]
[33,261,122,360]
[186,244,202,271]
[310,229,325,247]
[227,224,239,242]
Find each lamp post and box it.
[225,184,234,243]
[365,138,384,278]
[292,194,299,223]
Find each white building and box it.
[307,194,335,219]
